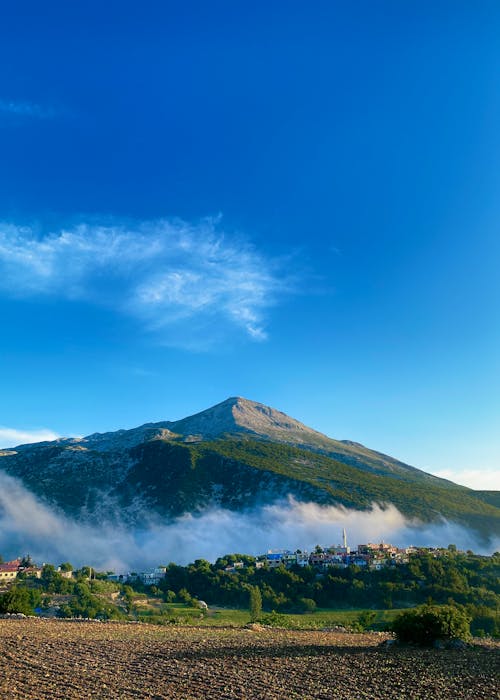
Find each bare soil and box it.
[0,619,498,699]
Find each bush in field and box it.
[390,604,471,646]
[293,597,317,614]
[353,610,377,631]
[468,606,500,638]
[258,610,291,628]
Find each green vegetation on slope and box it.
[1,435,498,539]
[474,491,500,509]
[188,439,500,535]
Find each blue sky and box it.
[0,2,499,489]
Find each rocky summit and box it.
[167,396,328,442]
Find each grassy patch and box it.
[188,606,399,629]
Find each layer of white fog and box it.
[0,471,497,572]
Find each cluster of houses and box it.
[0,559,42,585]
[1,532,456,589]
[109,535,449,584]
[107,567,168,586]
[0,559,176,588]
[257,541,412,572]
[107,541,440,583]
[221,531,452,574]
[0,560,76,587]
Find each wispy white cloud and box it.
[432,468,500,491]
[0,476,495,571]
[0,427,60,449]
[0,218,291,345]
[0,99,56,119]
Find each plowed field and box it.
[0,619,498,699]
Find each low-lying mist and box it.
[0,471,497,572]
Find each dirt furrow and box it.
[0,620,498,700]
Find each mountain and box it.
[164,397,448,483]
[1,397,499,541]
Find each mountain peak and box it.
[168,396,329,445]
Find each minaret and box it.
[342,528,347,549]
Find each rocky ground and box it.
[0,619,498,699]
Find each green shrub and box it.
[390,604,471,646]
[57,604,73,618]
[354,610,377,631]
[164,590,176,603]
[258,610,291,628]
[469,611,499,638]
[293,597,317,614]
[177,588,195,606]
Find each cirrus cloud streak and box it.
[0,218,291,346]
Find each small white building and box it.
[0,560,20,583]
[295,553,310,567]
[138,566,167,585]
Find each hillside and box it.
[0,397,498,540]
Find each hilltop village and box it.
[110,537,460,586]
[0,532,461,588]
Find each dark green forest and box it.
[151,550,499,635]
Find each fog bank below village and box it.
[0,471,497,572]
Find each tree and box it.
[249,585,262,622]
[40,564,58,591]
[122,585,136,613]
[177,588,195,606]
[164,589,176,603]
[0,587,35,615]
